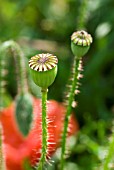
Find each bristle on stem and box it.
[61,57,82,170]
[36,88,48,170]
[0,124,6,170]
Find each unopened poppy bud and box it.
[29,53,58,88]
[71,30,92,59]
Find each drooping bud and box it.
[15,93,33,136]
[29,53,58,88]
[71,30,92,59]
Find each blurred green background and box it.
[0,0,114,169]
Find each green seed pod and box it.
[29,53,58,88]
[71,30,92,59]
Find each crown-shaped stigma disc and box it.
[71,30,92,58]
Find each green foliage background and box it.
[0,0,114,169]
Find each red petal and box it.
[0,98,79,170]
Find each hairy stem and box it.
[0,124,6,170]
[1,41,28,95]
[61,57,81,170]
[0,48,8,110]
[37,88,48,170]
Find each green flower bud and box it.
[71,30,92,59]
[29,53,58,88]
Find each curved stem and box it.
[0,48,8,110]
[11,43,28,94]
[61,57,81,170]
[1,40,28,95]
[37,88,48,170]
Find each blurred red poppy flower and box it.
[0,98,79,170]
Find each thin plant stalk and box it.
[29,53,58,169]
[61,30,92,170]
[61,57,81,170]
[0,40,28,95]
[0,124,6,170]
[0,47,8,110]
[77,0,88,29]
[38,88,48,170]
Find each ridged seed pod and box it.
[71,30,92,59]
[29,53,58,88]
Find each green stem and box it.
[1,40,28,95]
[103,134,114,170]
[0,124,6,170]
[61,57,80,170]
[77,0,88,29]
[0,48,7,110]
[37,88,48,170]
